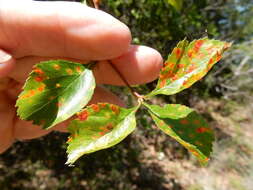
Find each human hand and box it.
[0,0,163,153]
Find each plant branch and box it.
[108,60,144,100]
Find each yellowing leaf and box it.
[147,38,231,97]
[144,103,214,165]
[66,103,138,165]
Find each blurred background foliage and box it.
[0,0,252,189]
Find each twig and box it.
[108,60,144,100]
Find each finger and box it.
[94,45,163,85]
[0,0,131,60]
[9,45,163,85]
[0,93,15,153]
[0,49,15,78]
[14,86,124,139]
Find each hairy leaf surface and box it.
[144,103,214,165]
[66,103,137,165]
[147,38,231,97]
[16,60,95,129]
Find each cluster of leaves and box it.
[16,37,230,165]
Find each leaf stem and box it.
[108,60,144,101]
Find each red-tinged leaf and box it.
[144,103,214,165]
[147,38,231,97]
[66,103,138,165]
[16,60,95,129]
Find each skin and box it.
[0,0,163,153]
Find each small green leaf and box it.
[167,0,183,12]
[144,103,214,165]
[147,38,231,97]
[16,60,96,129]
[66,103,138,165]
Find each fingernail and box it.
[0,50,12,63]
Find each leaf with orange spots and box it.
[147,38,231,97]
[144,103,214,165]
[66,103,138,165]
[16,60,96,129]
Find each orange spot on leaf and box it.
[194,39,204,53]
[180,119,189,125]
[193,120,201,125]
[38,84,46,92]
[196,127,210,133]
[159,80,166,88]
[35,76,44,82]
[34,68,44,75]
[76,66,82,73]
[175,48,181,59]
[53,64,60,70]
[110,104,120,115]
[188,50,194,58]
[91,104,100,112]
[66,68,73,75]
[177,64,184,69]
[216,51,222,62]
[77,110,89,121]
[56,83,61,88]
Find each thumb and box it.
[0,49,15,78]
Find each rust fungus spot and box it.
[194,39,204,53]
[57,102,63,107]
[99,131,105,136]
[161,67,167,72]
[196,127,210,133]
[188,50,194,58]
[193,120,201,125]
[110,104,120,115]
[53,64,60,70]
[77,110,89,121]
[76,66,82,73]
[34,68,44,75]
[99,103,107,109]
[204,157,209,162]
[208,58,213,65]
[180,119,189,125]
[91,104,100,112]
[38,84,46,92]
[66,68,73,75]
[35,76,44,82]
[171,74,178,81]
[56,83,61,88]
[187,64,196,73]
[175,48,181,59]
[106,123,114,130]
[177,64,184,69]
[159,80,166,88]
[216,51,222,62]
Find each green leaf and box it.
[144,103,214,165]
[167,0,183,12]
[66,103,138,165]
[147,38,231,97]
[16,60,96,129]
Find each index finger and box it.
[0,0,131,60]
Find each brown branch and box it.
[108,60,143,100]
